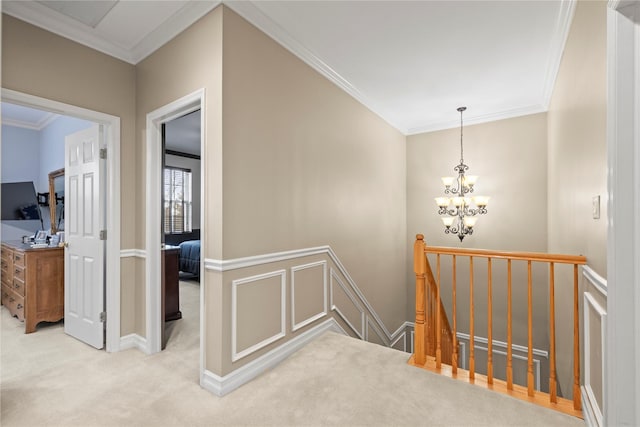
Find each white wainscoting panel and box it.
[291,261,327,332]
[583,291,606,427]
[231,270,286,362]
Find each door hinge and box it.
[100,311,106,322]
[100,148,107,159]
[100,230,107,240]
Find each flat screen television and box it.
[1,181,41,221]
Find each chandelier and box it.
[435,107,489,241]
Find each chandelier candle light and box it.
[435,106,489,241]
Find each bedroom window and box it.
[164,167,192,234]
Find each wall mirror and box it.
[49,168,65,234]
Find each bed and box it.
[178,240,200,276]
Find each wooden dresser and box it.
[1,241,64,333]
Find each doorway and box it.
[161,109,202,349]
[1,88,121,351]
[145,89,205,381]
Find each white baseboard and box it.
[200,318,347,396]
[119,333,148,353]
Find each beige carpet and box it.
[1,280,584,426]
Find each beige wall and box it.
[547,0,607,400]
[2,14,138,335]
[135,6,224,355]
[221,7,407,339]
[407,113,550,389]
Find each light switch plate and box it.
[592,196,600,219]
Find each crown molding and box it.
[2,1,136,63]
[540,0,577,108]
[406,103,548,135]
[132,1,221,63]
[224,0,406,134]
[2,112,60,131]
[2,0,222,65]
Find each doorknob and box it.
[64,242,69,248]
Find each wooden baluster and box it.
[573,264,582,410]
[549,262,557,403]
[507,259,513,390]
[436,254,442,368]
[413,235,426,365]
[452,255,458,374]
[487,257,493,385]
[527,260,534,397]
[469,256,475,380]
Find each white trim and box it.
[203,246,330,272]
[1,112,60,131]
[583,265,608,297]
[456,332,548,359]
[201,318,347,396]
[291,261,327,332]
[584,292,606,427]
[231,270,287,362]
[119,333,148,353]
[145,89,205,358]
[225,1,402,134]
[390,331,407,353]
[406,104,548,135]
[582,386,599,427]
[204,246,398,341]
[457,341,541,391]
[1,88,121,353]
[606,3,640,425]
[2,1,221,65]
[119,249,146,259]
[366,316,388,346]
[540,0,577,108]
[330,268,365,339]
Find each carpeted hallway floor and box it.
[1,280,584,426]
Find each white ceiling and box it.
[1,0,575,134]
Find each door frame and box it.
[145,88,205,370]
[606,1,640,425]
[2,88,121,352]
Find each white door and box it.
[64,125,105,349]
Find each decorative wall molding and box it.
[119,249,147,259]
[291,261,327,332]
[330,268,365,339]
[390,331,407,352]
[458,341,542,391]
[582,265,607,297]
[204,245,406,344]
[2,113,60,131]
[583,292,606,427]
[456,332,549,359]
[231,270,287,362]
[201,318,347,396]
[366,316,387,345]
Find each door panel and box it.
[64,124,105,349]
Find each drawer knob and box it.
[16,303,22,310]
[14,283,20,289]
[9,297,14,303]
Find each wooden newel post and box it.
[414,234,427,366]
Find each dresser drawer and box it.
[1,252,13,284]
[13,251,25,267]
[12,278,25,297]
[13,265,25,283]
[2,285,24,321]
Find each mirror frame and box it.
[49,168,64,234]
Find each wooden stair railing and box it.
[409,234,587,418]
